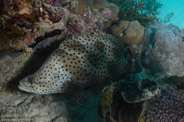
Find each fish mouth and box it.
[18,77,51,94]
[18,78,33,93]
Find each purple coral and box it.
[143,88,184,122]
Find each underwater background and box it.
[0,0,184,122]
[158,0,184,29]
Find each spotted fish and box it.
[18,34,125,94]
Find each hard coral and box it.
[64,17,84,37]
[98,80,184,122]
[3,0,32,18]
[78,0,119,19]
[109,20,144,46]
[92,0,119,19]
[2,0,34,31]
[98,82,144,122]
[78,0,119,31]
[142,88,184,122]
[129,22,184,77]
[108,0,162,26]
[0,0,117,51]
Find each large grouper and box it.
[18,34,127,94]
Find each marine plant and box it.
[107,0,162,25]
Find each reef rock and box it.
[78,0,119,19]
[130,22,184,77]
[0,52,68,122]
[109,20,144,46]
[0,51,102,122]
[0,91,69,122]
[0,0,117,51]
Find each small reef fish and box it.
[18,34,125,94]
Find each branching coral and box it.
[107,0,162,25]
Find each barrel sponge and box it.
[109,20,144,46]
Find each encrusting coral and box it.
[0,0,118,51]
[109,20,144,46]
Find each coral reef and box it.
[1,1,184,121]
[78,0,119,20]
[0,0,117,51]
[98,80,184,122]
[109,20,144,46]
[120,80,162,103]
[129,22,184,77]
[141,87,184,122]
[98,82,145,122]
[107,0,162,25]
